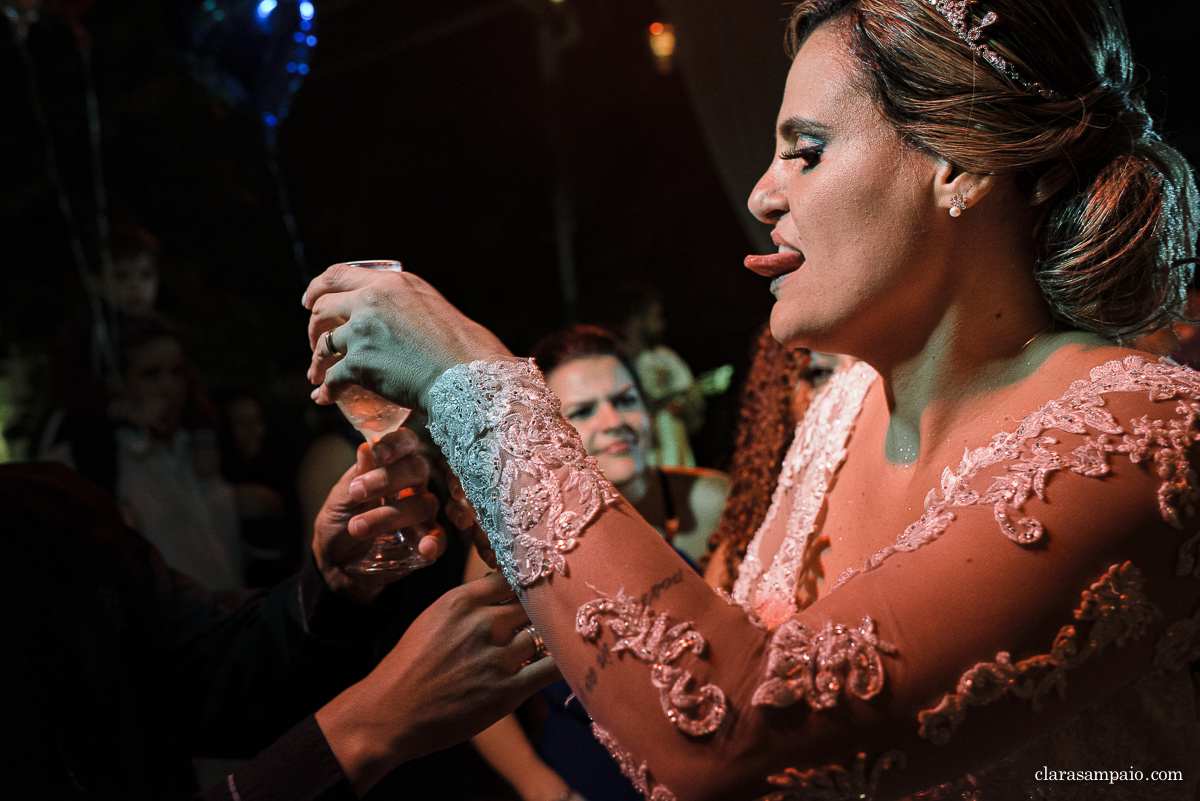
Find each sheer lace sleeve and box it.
[427,358,622,588]
[428,356,1200,800]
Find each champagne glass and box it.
[336,260,436,575]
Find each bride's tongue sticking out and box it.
[744,248,805,277]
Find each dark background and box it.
[1,0,1195,466]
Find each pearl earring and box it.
[949,195,967,218]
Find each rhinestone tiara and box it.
[925,0,1063,100]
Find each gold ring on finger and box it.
[324,329,344,358]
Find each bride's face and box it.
[747,22,950,355]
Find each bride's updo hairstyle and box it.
[787,0,1198,341]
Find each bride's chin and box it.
[769,307,818,350]
[771,321,845,360]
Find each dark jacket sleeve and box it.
[162,552,399,758]
[193,715,357,801]
[0,462,452,798]
[0,462,404,797]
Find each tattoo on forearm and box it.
[642,569,685,608]
[582,642,611,694]
[580,570,687,696]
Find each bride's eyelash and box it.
[780,145,823,167]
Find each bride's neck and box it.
[853,181,1123,464]
[876,320,1038,464]
[868,253,1061,465]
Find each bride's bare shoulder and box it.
[938,337,1195,454]
[987,340,1200,532]
[1019,334,1198,403]
[905,339,1200,583]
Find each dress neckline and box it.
[732,354,1200,629]
[731,360,877,628]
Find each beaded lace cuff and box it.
[427,358,620,588]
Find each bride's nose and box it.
[748,163,788,225]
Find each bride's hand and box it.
[304,263,512,409]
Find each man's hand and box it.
[315,571,559,796]
[312,428,445,603]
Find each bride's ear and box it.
[933,161,996,216]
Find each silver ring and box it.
[521,624,550,661]
[324,329,344,358]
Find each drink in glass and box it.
[335,260,436,575]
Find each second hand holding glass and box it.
[335,260,437,576]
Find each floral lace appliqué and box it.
[577,590,727,736]
[757,751,906,801]
[836,356,1200,589]
[753,617,897,710]
[427,358,620,587]
[917,562,1160,745]
[591,723,678,801]
[733,361,878,628]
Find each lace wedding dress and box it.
[428,355,1200,800]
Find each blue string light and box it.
[259,0,316,129]
[186,0,315,112]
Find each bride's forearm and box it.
[426,358,773,798]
